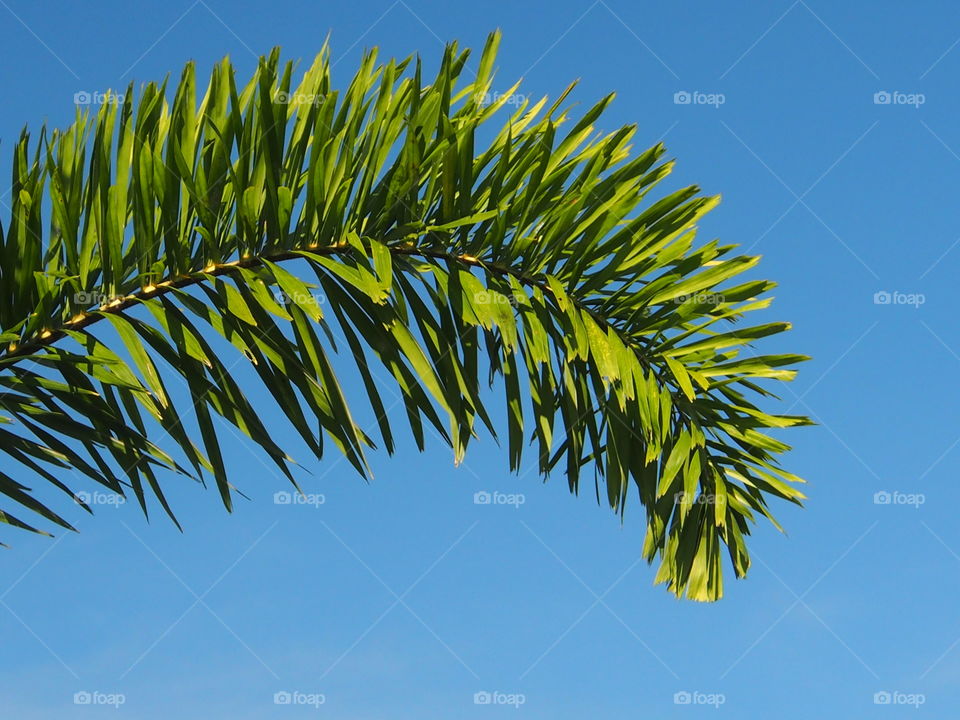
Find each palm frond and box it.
[0,32,810,600]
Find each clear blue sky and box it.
[0,0,957,717]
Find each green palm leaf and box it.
[0,32,810,600]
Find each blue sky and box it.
[0,0,958,717]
